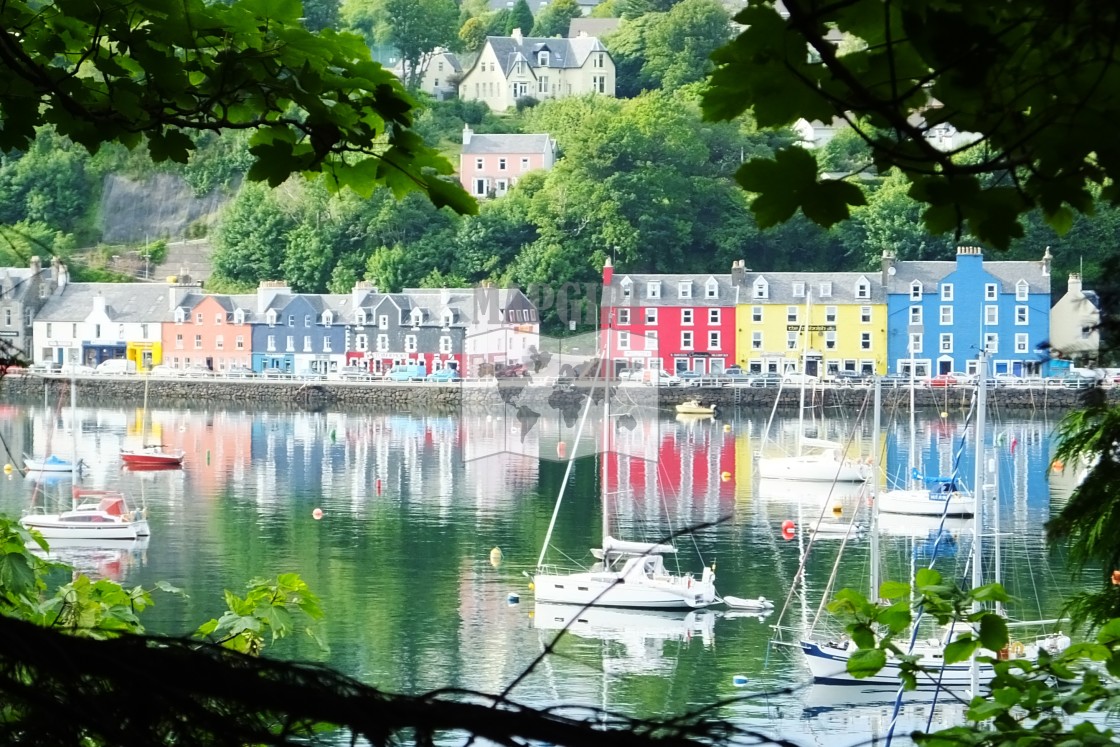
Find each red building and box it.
[600,259,741,375]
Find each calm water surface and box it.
[0,391,1090,746]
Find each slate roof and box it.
[37,283,173,323]
[462,133,554,155]
[886,256,1051,294]
[486,35,608,77]
[606,273,737,307]
[741,272,886,305]
[0,268,38,303]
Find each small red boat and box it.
[120,445,185,468]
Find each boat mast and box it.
[908,337,917,487]
[70,366,78,506]
[795,289,812,456]
[601,309,612,551]
[971,350,987,694]
[870,376,881,602]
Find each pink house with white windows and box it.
[459,125,557,199]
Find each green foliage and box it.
[0,0,472,214]
[591,0,623,18]
[181,131,255,197]
[459,16,490,54]
[301,0,341,32]
[211,182,298,286]
[641,0,730,90]
[140,239,169,265]
[0,128,98,236]
[703,0,1120,249]
[531,0,582,37]
[194,573,326,656]
[509,0,535,36]
[386,0,460,88]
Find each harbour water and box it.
[0,395,1090,746]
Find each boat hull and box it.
[121,450,184,467]
[21,517,150,541]
[758,455,868,482]
[800,640,991,687]
[533,570,717,609]
[23,458,77,473]
[877,488,975,517]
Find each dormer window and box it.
[233,309,245,325]
[620,278,632,301]
[910,280,923,300]
[356,309,367,326]
[538,50,549,66]
[646,280,660,299]
[856,278,870,299]
[818,282,832,297]
[753,277,768,300]
[266,309,277,327]
[705,278,718,299]
[410,308,424,327]
[1016,280,1029,301]
[174,308,186,324]
[442,310,454,328]
[322,311,333,326]
[678,281,692,299]
[792,282,805,298]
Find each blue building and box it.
[884,246,1052,378]
[250,283,347,375]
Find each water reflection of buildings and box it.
[33,536,151,583]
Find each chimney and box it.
[352,280,378,309]
[956,245,983,256]
[512,27,523,43]
[257,279,292,314]
[440,287,451,305]
[602,257,614,288]
[462,124,472,146]
[92,294,107,316]
[1042,246,1052,276]
[1068,273,1082,295]
[57,263,68,289]
[29,256,41,275]
[731,259,747,287]
[881,250,896,286]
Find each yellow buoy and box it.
[723,424,732,433]
[940,411,949,419]
[2,463,12,474]
[832,504,843,515]
[489,547,503,567]
[721,471,732,482]
[528,581,535,590]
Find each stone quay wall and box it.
[1,374,1112,413]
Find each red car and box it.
[928,374,959,388]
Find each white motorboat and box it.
[21,490,150,541]
[23,454,82,474]
[724,595,775,611]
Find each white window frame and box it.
[787,332,799,350]
[940,333,953,353]
[941,283,953,301]
[646,281,660,299]
[984,332,998,352]
[751,331,762,349]
[1015,305,1028,325]
[752,306,763,323]
[1015,333,1029,353]
[267,335,276,352]
[856,280,870,299]
[792,282,805,298]
[708,331,720,349]
[985,283,998,300]
[405,335,417,353]
[860,306,872,323]
[618,308,630,325]
[708,308,720,325]
[236,335,244,350]
[681,331,694,350]
[910,306,922,324]
[787,306,799,323]
[940,306,953,325]
[825,306,837,323]
[439,336,453,354]
[753,279,768,299]
[681,309,694,326]
[861,332,872,350]
[678,281,692,299]
[825,331,837,350]
[818,282,832,298]
[985,305,998,325]
[1016,280,1029,301]
[303,336,312,352]
[617,331,630,350]
[645,308,658,325]
[910,281,923,300]
[378,314,389,330]
[705,279,718,299]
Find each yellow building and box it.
[734,272,888,378]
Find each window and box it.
[376,334,389,352]
[985,305,998,325]
[861,332,872,350]
[819,282,832,297]
[861,306,872,323]
[618,308,630,325]
[645,308,658,325]
[322,311,332,326]
[984,333,998,352]
[787,332,799,350]
[787,306,799,323]
[681,331,693,349]
[985,283,998,300]
[620,279,632,300]
[94,324,101,338]
[378,315,388,330]
[520,157,529,172]
[538,50,549,66]
[473,178,486,196]
[909,333,922,353]
[941,284,953,301]
[286,336,295,352]
[825,331,836,350]
[267,335,276,352]
[940,306,953,325]
[355,334,368,352]
[236,335,244,350]
[705,279,718,298]
[405,335,417,352]
[284,315,293,327]
[753,278,768,299]
[592,75,606,93]
[825,306,837,323]
[618,331,630,350]
[1015,333,1029,353]
[708,308,720,325]
[792,282,805,298]
[214,314,223,326]
[302,336,311,352]
[475,157,483,170]
[681,309,693,325]
[1016,280,1029,301]
[678,281,692,299]
[175,333,184,350]
[439,336,453,354]
[1015,305,1028,324]
[594,52,604,68]
[752,332,762,349]
[856,279,870,299]
[46,322,52,337]
[323,338,332,353]
[356,309,367,326]
[646,281,660,299]
[910,281,923,300]
[910,306,923,324]
[940,333,953,352]
[708,331,721,349]
[300,315,309,327]
[538,76,548,94]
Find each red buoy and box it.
[557,441,567,459]
[376,478,382,496]
[781,525,795,541]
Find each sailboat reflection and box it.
[531,603,715,676]
[31,536,150,582]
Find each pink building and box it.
[459,125,556,199]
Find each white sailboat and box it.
[757,289,869,483]
[531,318,718,610]
[800,365,1070,687]
[878,348,974,517]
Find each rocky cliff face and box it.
[98,174,229,244]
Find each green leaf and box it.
[847,647,887,677]
[943,635,979,665]
[879,581,912,599]
[0,551,36,598]
[978,613,1009,651]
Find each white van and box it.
[642,369,681,387]
[95,358,137,375]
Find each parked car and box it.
[334,366,373,381]
[387,364,427,382]
[618,368,644,382]
[28,361,60,375]
[782,371,820,386]
[95,358,137,375]
[58,363,96,376]
[747,373,783,387]
[147,364,179,377]
[426,368,461,382]
[225,364,256,378]
[181,365,213,378]
[677,371,704,387]
[719,370,753,385]
[928,373,963,388]
[495,363,529,378]
[829,370,869,386]
[1059,374,1097,390]
[642,369,681,387]
[262,367,290,378]
[992,373,1024,387]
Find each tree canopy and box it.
[702,0,1120,249]
[0,0,472,214]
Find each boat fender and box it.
[687,576,692,589]
[1010,641,1025,657]
[951,491,961,500]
